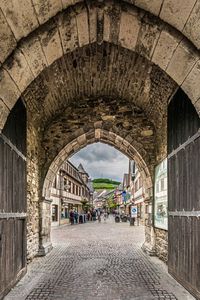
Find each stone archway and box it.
[0,0,200,133]
[43,129,153,199]
[0,0,200,298]
[40,127,154,256]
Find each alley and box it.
[5,218,194,300]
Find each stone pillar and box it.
[38,197,53,256]
[142,187,156,256]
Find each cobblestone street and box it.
[5,218,194,300]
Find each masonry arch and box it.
[0,1,200,299]
[1,0,200,66]
[43,129,153,199]
[0,0,200,133]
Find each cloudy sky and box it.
[69,142,129,182]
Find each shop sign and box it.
[131,206,137,217]
[154,158,168,230]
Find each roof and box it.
[87,179,94,193]
[78,163,87,174]
[118,183,123,191]
[123,173,130,188]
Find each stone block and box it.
[119,11,140,50]
[39,21,63,65]
[20,36,47,78]
[182,60,200,103]
[194,99,200,115]
[103,3,121,44]
[152,28,182,70]
[135,0,163,16]
[136,16,161,59]
[166,40,198,85]
[5,49,34,93]
[103,11,111,42]
[183,1,200,49]
[95,128,101,139]
[0,99,9,130]
[77,134,86,145]
[61,0,73,9]
[58,10,78,53]
[32,0,62,24]
[0,68,20,109]
[0,0,38,40]
[76,9,89,47]
[0,10,16,64]
[88,6,97,43]
[160,0,196,31]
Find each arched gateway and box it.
[0,1,199,298]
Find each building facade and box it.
[51,161,92,226]
[133,167,147,225]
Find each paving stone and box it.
[5,218,194,300]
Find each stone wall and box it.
[26,123,41,261]
[155,228,168,263]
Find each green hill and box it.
[92,178,120,190]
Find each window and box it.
[53,177,56,188]
[64,177,67,191]
[67,181,71,193]
[161,178,165,191]
[52,205,58,222]
[156,182,159,193]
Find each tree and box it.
[80,198,92,213]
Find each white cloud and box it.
[69,142,129,182]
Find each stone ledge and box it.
[38,242,53,256]
[142,241,156,256]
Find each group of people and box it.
[69,209,110,225]
[97,210,109,223]
[69,210,79,225]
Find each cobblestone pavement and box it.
[5,217,194,300]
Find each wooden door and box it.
[168,89,200,299]
[0,100,27,299]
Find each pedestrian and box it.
[74,210,78,224]
[103,211,107,222]
[87,211,91,221]
[69,210,74,225]
[97,210,101,223]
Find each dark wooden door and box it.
[168,89,200,299]
[0,100,27,299]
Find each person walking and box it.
[103,211,107,222]
[74,210,78,224]
[69,209,74,225]
[97,210,101,223]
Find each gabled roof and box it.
[123,173,130,188]
[78,163,87,173]
[87,178,94,193]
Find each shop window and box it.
[52,205,58,222]
[53,177,56,188]
[156,182,159,193]
[161,178,165,191]
[61,206,68,219]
